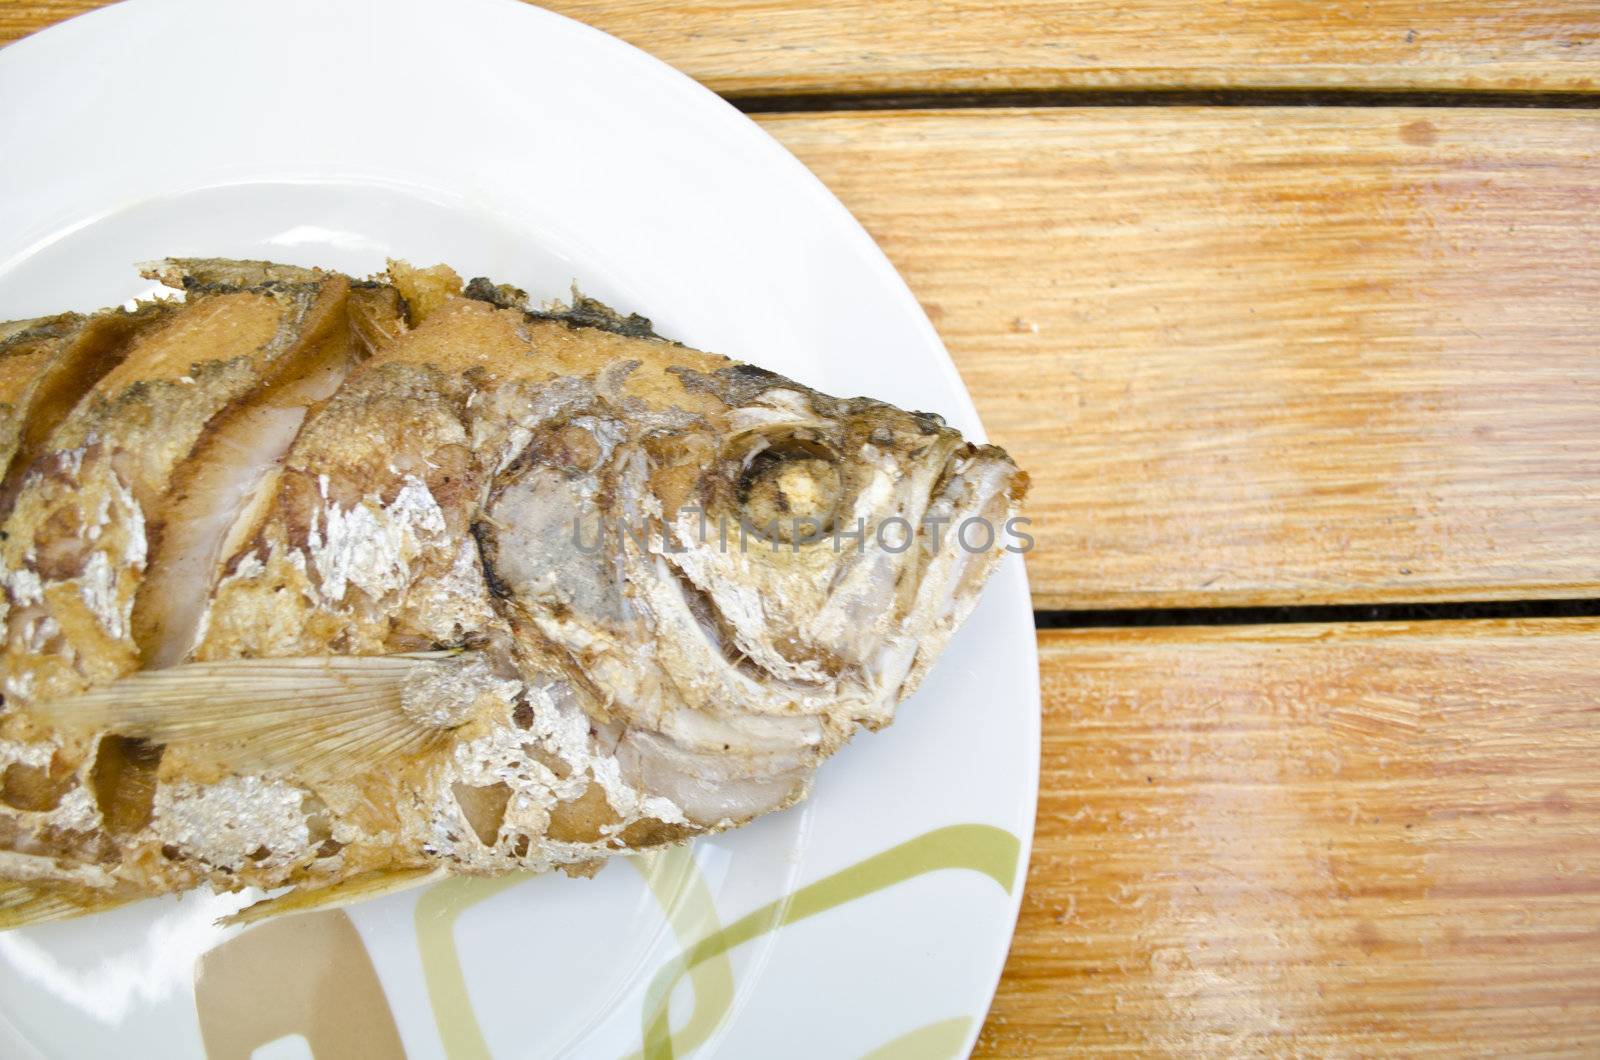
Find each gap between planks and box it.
[1033,597,1600,629]
[733,87,1600,113]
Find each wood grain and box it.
[0,1,93,50]
[552,1,1600,96]
[3,1,1598,94]
[760,109,1600,609]
[978,620,1600,1055]
[5,10,1598,610]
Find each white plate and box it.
[0,1,1039,1056]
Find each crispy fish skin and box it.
[0,260,1025,924]
[0,302,184,520]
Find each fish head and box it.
[656,372,1024,716]
[480,361,1024,719]
[476,355,1025,828]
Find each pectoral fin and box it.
[222,867,444,927]
[33,652,491,781]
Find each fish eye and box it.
[733,433,842,543]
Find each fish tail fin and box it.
[0,881,126,931]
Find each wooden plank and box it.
[760,109,1600,609]
[553,1,1600,96]
[0,2,91,50]
[978,620,1600,1055]
[3,2,1597,94]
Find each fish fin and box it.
[0,882,126,931]
[139,258,328,292]
[220,867,444,927]
[33,652,478,781]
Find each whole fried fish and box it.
[0,259,1024,928]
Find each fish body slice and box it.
[0,302,181,519]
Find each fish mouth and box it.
[913,443,1025,630]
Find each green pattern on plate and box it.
[621,847,734,1060]
[860,1017,975,1060]
[415,823,1019,1058]
[638,824,1020,1059]
[415,873,529,1060]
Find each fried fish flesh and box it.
[0,259,1025,927]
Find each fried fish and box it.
[0,259,1025,927]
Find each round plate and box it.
[0,2,1039,1056]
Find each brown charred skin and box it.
[0,754,77,813]
[452,782,512,847]
[545,776,621,844]
[89,737,164,836]
[617,818,699,850]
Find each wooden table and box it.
[6,3,1600,1054]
